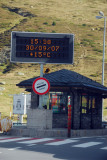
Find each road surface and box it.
[0,135,107,160]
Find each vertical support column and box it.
[39,64,44,109]
[19,114,23,123]
[68,104,71,137]
[0,112,1,131]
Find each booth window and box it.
[49,92,68,114]
[80,93,97,114]
[81,94,88,114]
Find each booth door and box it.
[80,93,97,129]
[49,92,72,128]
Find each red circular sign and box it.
[32,77,50,95]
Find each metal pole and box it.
[102,17,106,121]
[102,17,106,85]
[39,64,44,109]
[40,63,44,77]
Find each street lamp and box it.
[96,11,106,85]
[96,11,106,121]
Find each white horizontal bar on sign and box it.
[45,139,79,146]
[18,138,54,144]
[73,142,102,148]
[0,137,30,143]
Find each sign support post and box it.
[39,63,44,109]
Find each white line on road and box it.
[27,144,37,147]
[0,137,30,143]
[96,138,106,140]
[18,138,54,144]
[72,142,102,148]
[45,139,79,146]
[101,146,107,150]
[0,136,11,140]
[8,147,22,151]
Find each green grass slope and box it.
[0,0,107,119]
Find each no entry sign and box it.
[32,77,50,95]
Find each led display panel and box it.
[11,32,74,64]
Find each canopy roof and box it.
[17,69,107,95]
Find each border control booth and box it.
[17,69,107,130]
[11,31,107,133]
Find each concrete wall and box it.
[9,127,107,138]
[27,109,52,129]
[53,113,68,128]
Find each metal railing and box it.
[12,122,27,127]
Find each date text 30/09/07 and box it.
[16,37,69,59]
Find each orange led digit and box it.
[39,46,42,51]
[43,46,46,51]
[51,46,55,51]
[34,39,38,44]
[26,45,29,50]
[38,52,42,57]
[35,52,37,57]
[30,45,34,50]
[56,46,59,51]
[31,39,33,44]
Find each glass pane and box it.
[89,96,91,110]
[49,92,68,113]
[81,94,88,114]
[42,94,49,109]
[92,97,95,108]
[82,95,87,108]
[82,108,86,114]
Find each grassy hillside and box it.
[0,0,107,119]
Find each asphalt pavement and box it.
[0,135,107,160]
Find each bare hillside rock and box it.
[2,4,36,17]
[0,47,10,63]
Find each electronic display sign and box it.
[11,32,74,64]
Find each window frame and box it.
[80,93,97,115]
[49,92,69,114]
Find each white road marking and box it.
[18,138,54,144]
[45,139,79,146]
[96,138,106,140]
[0,136,11,140]
[8,147,22,151]
[70,137,90,140]
[101,147,107,150]
[0,137,30,143]
[27,144,37,147]
[72,142,102,148]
